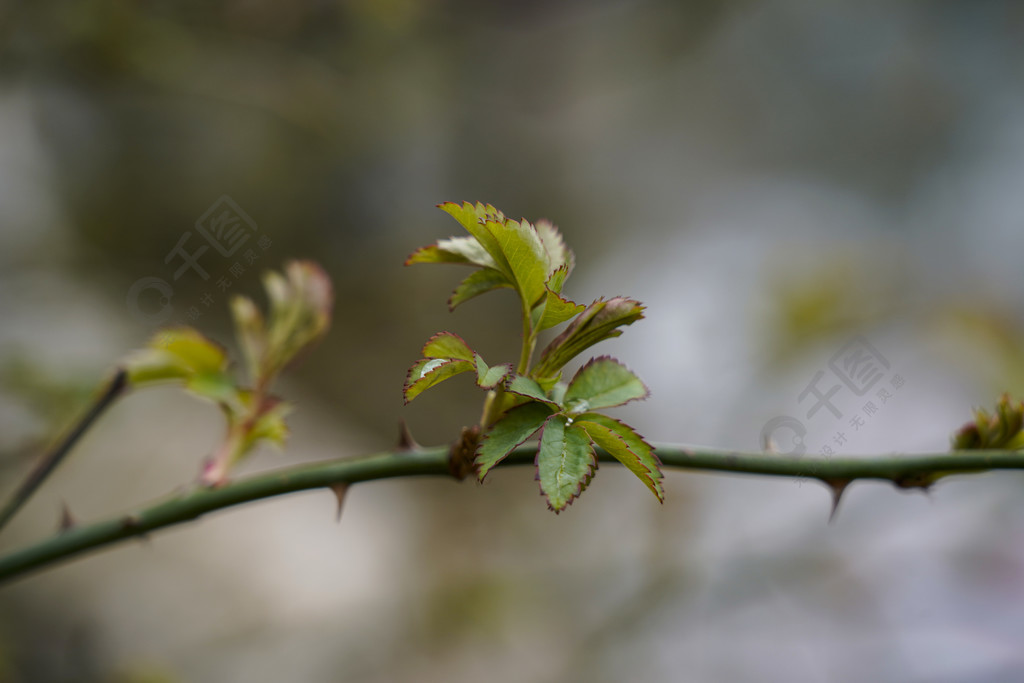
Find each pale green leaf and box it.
[185,371,244,411]
[124,327,228,387]
[486,217,549,307]
[437,202,512,278]
[506,375,559,406]
[577,415,663,502]
[563,357,649,412]
[422,332,474,362]
[535,219,574,276]
[405,236,498,269]
[475,402,554,479]
[475,354,510,389]
[536,415,597,512]
[403,358,474,403]
[546,264,570,295]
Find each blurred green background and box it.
[3,1,1024,681]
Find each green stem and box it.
[2,444,1024,585]
[0,370,128,533]
[517,308,535,375]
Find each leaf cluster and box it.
[123,261,333,485]
[952,393,1024,451]
[405,202,661,511]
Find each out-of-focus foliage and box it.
[124,261,333,484]
[952,394,1024,451]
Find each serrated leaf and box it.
[535,219,574,276]
[536,415,597,512]
[437,202,512,278]
[577,415,663,502]
[475,354,510,389]
[506,375,559,406]
[535,297,645,378]
[422,332,475,361]
[546,264,570,295]
[124,327,229,387]
[485,217,550,307]
[403,358,474,403]
[531,287,585,331]
[563,357,649,412]
[476,402,554,479]
[449,268,512,310]
[406,236,498,269]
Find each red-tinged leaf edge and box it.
[505,375,560,407]
[535,415,598,513]
[403,357,474,404]
[421,331,475,362]
[564,355,650,411]
[475,402,554,480]
[576,416,664,502]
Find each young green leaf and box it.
[563,357,649,413]
[576,414,663,502]
[534,297,645,379]
[506,375,560,407]
[403,358,474,403]
[536,414,597,512]
[124,327,229,387]
[535,219,574,276]
[546,264,571,294]
[422,332,475,362]
[476,402,554,479]
[184,371,244,411]
[437,202,513,278]
[475,354,511,389]
[485,217,549,307]
[449,269,512,310]
[531,288,585,331]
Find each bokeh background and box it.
[3,1,1024,681]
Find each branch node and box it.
[449,426,481,480]
[893,472,938,493]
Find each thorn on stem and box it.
[329,483,349,522]
[397,419,420,452]
[58,501,76,533]
[822,479,851,524]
